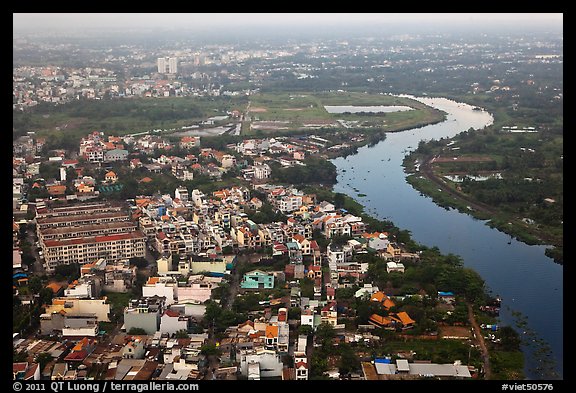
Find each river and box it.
[331,96,563,379]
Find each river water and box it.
[331,96,563,379]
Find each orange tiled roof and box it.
[46,282,63,293]
[383,298,396,310]
[369,314,392,327]
[395,311,416,326]
[370,291,387,302]
[265,325,278,338]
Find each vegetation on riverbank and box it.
[403,122,562,264]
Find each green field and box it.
[13,95,248,142]
[246,91,445,135]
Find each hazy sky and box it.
[13,13,563,33]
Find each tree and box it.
[54,263,80,282]
[38,288,53,307]
[129,257,148,269]
[499,326,522,351]
[298,324,313,336]
[315,322,335,349]
[28,276,43,295]
[338,342,360,375]
[200,343,221,357]
[334,193,346,209]
[174,329,189,339]
[35,352,53,373]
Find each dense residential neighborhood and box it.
[13,127,499,381]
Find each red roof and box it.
[64,350,88,361]
[44,231,145,248]
[164,310,180,318]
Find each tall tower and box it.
[157,57,177,74]
[168,57,178,74]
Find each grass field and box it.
[246,91,445,135]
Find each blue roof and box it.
[375,358,391,364]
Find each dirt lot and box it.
[438,325,472,339]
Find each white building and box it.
[386,261,405,273]
[142,277,177,305]
[160,309,189,336]
[158,57,178,74]
[239,349,284,379]
[175,186,189,203]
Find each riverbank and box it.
[330,96,561,379]
[403,156,562,262]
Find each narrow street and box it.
[223,254,248,310]
[468,303,492,379]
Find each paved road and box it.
[26,224,45,275]
[223,254,249,310]
[468,303,492,379]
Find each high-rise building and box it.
[157,57,178,74]
[168,57,178,74]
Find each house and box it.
[369,311,415,330]
[160,309,190,336]
[47,184,66,196]
[300,309,317,329]
[122,337,146,359]
[180,136,200,149]
[239,349,284,379]
[392,312,416,329]
[320,302,338,327]
[265,324,278,349]
[104,149,129,162]
[123,296,165,334]
[386,261,405,273]
[355,283,380,299]
[45,297,110,322]
[240,270,274,289]
[63,337,96,364]
[105,171,118,183]
[40,311,99,337]
[368,314,393,329]
[386,242,402,259]
[130,159,142,169]
[51,363,68,380]
[13,362,40,380]
[45,282,65,297]
[142,277,177,305]
[306,264,322,279]
[326,287,335,301]
[370,291,396,310]
[295,360,308,380]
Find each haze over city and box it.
[13,13,563,35]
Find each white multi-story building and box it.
[175,186,189,203]
[142,277,177,305]
[253,163,271,180]
[42,231,146,271]
[239,349,284,379]
[160,309,189,336]
[158,57,178,74]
